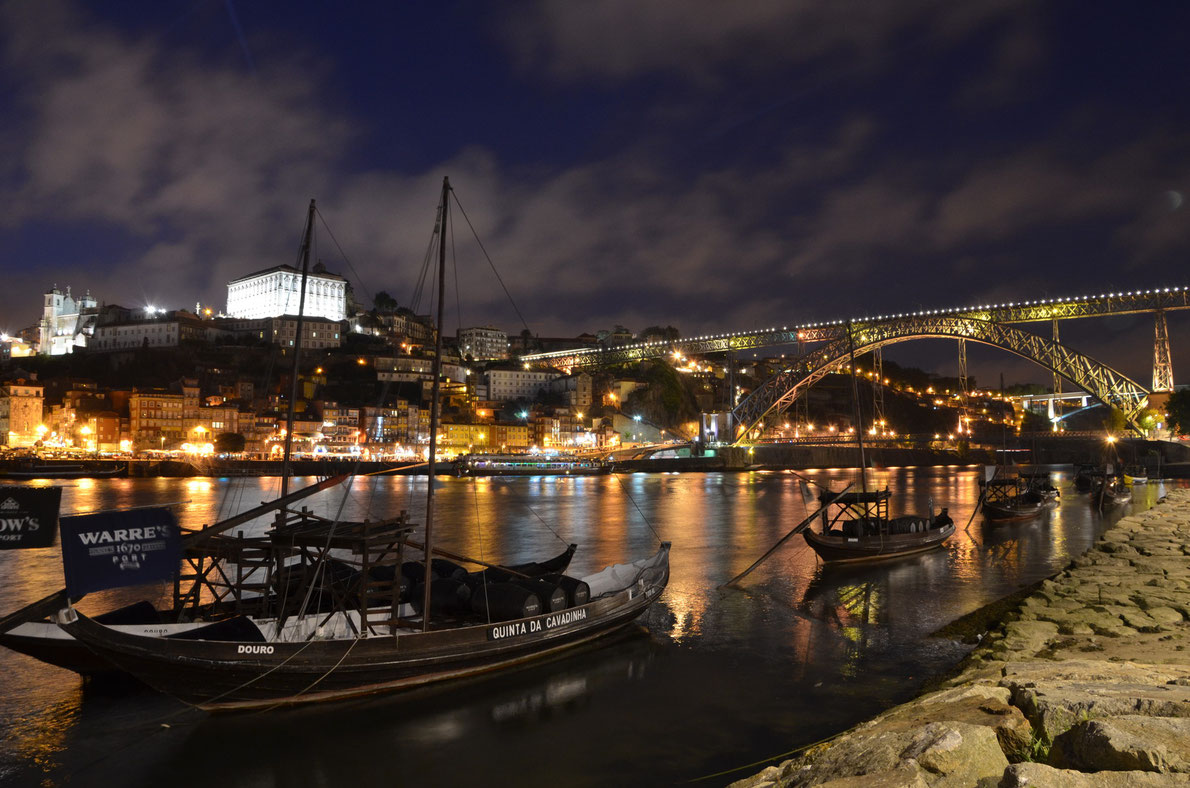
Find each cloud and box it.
[500,0,1029,84]
[0,0,353,320]
[0,0,1185,388]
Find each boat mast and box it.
[280,199,316,501]
[846,321,869,496]
[421,177,450,632]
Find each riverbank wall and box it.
[732,487,1190,787]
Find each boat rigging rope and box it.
[490,477,569,546]
[293,474,358,625]
[314,206,374,316]
[470,478,492,624]
[610,471,665,545]
[258,636,363,712]
[686,718,867,783]
[450,191,532,334]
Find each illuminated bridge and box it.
[522,285,1189,439]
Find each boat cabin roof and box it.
[271,513,416,550]
[819,489,892,505]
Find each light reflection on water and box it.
[0,469,1179,787]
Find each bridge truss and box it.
[524,286,1189,372]
[728,316,1151,442]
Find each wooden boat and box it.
[1019,472,1060,505]
[1123,466,1148,485]
[0,542,577,676]
[455,453,609,477]
[980,476,1046,522]
[1073,464,1104,492]
[53,180,672,710]
[799,322,954,564]
[58,536,669,710]
[1092,475,1132,507]
[802,488,954,563]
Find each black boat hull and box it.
[802,524,954,564]
[982,501,1046,521]
[58,545,670,711]
[2,544,579,676]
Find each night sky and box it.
[1,1,1187,387]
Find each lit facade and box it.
[441,423,531,452]
[268,316,342,349]
[484,368,561,402]
[38,285,97,355]
[320,403,361,452]
[129,391,185,449]
[226,264,348,322]
[0,381,45,447]
[458,326,508,361]
[89,312,210,353]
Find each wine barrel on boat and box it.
[469,582,542,621]
[543,574,590,606]
[400,558,468,585]
[411,577,473,616]
[271,559,358,614]
[512,579,567,613]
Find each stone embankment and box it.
[732,488,1190,787]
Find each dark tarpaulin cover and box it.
[60,508,180,596]
[0,486,62,549]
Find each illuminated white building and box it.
[457,326,508,361]
[38,285,98,355]
[226,263,348,321]
[484,368,561,402]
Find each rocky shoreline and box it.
[732,487,1190,787]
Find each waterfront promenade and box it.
[733,487,1190,787]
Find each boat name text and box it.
[77,526,169,546]
[237,644,275,655]
[487,607,589,641]
[0,517,41,540]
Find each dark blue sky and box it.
[1,1,1187,386]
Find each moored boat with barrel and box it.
[802,488,954,564]
[980,475,1046,522]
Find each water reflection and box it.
[0,470,1179,787]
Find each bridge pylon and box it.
[1153,309,1174,392]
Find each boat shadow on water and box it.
[128,628,661,787]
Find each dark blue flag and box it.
[0,487,62,549]
[60,508,181,596]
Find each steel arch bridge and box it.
[729,316,1150,443]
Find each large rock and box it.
[999,762,1190,786]
[869,685,1034,762]
[989,620,1059,659]
[771,721,1008,788]
[813,763,930,787]
[1049,716,1190,773]
[1001,661,1190,741]
[900,722,1009,786]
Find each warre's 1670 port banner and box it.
[60,508,181,596]
[0,487,63,550]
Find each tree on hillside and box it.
[1165,389,1190,435]
[373,291,398,313]
[639,325,680,343]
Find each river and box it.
[0,467,1177,787]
